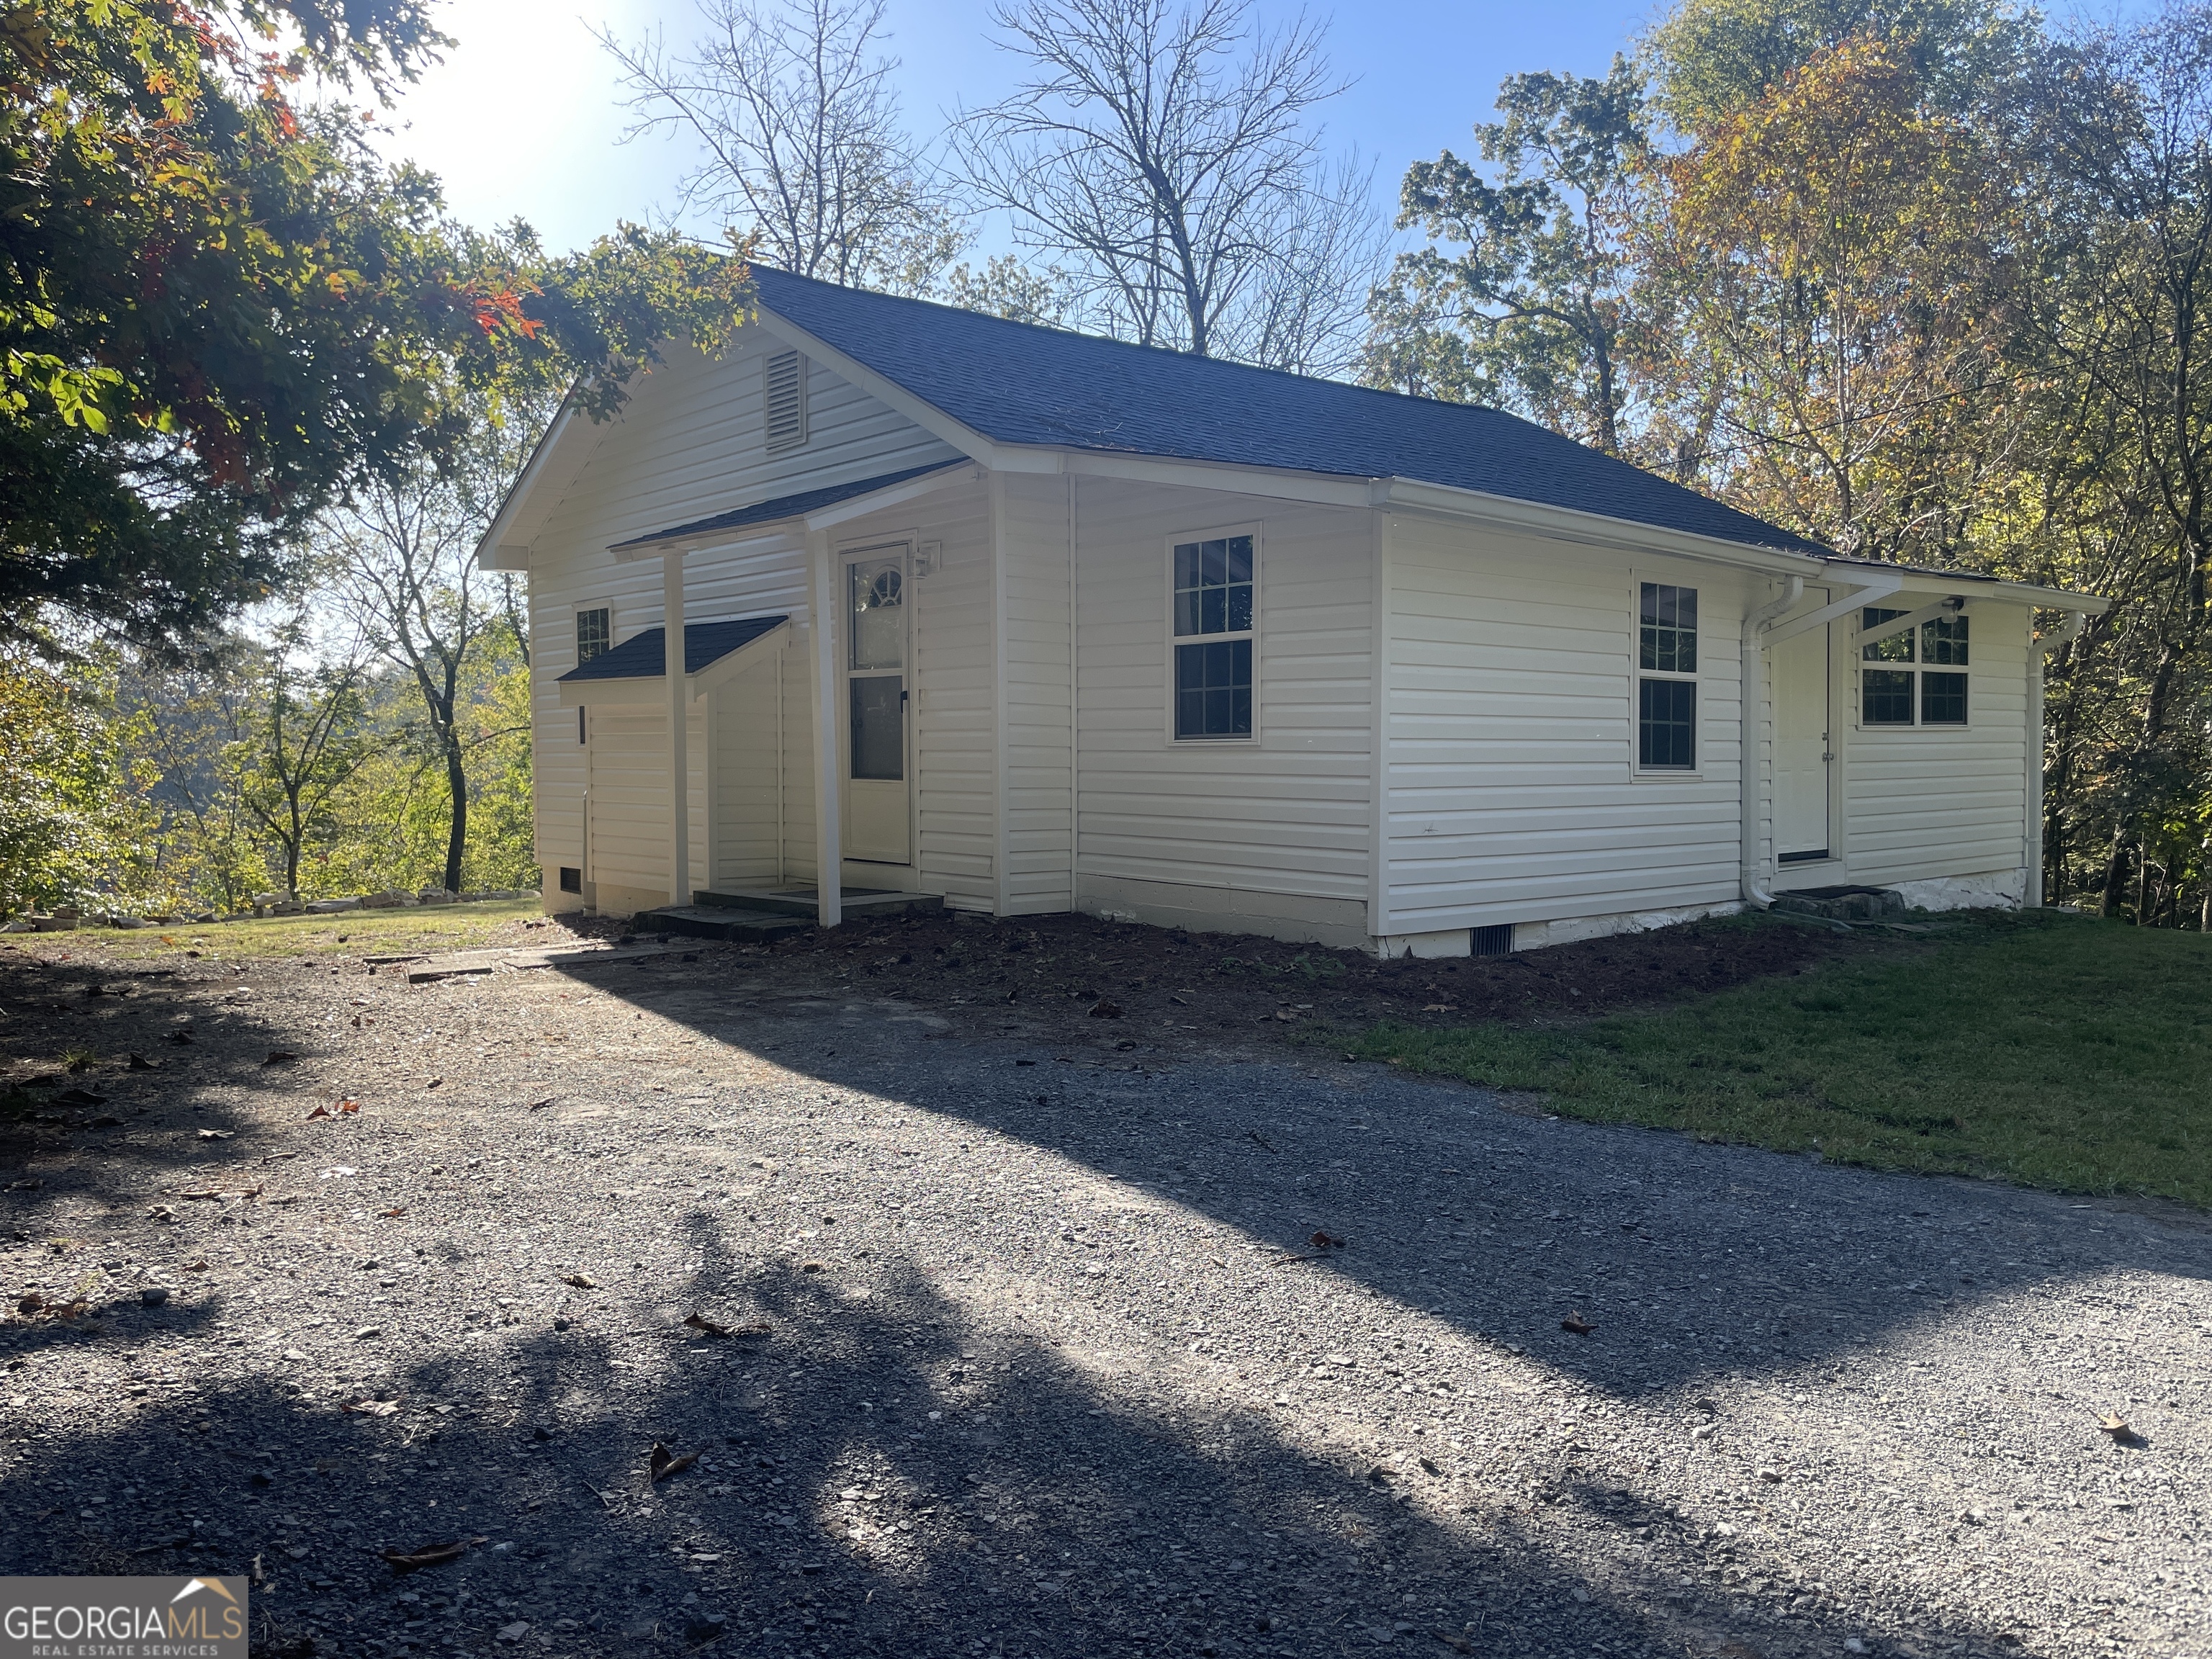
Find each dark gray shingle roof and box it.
[610,462,965,554]
[557,616,788,683]
[750,266,1827,557]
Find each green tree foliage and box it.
[235,626,373,899]
[0,648,157,915]
[0,0,752,655]
[1363,59,1651,456]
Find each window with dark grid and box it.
[1863,668,1915,725]
[1640,583,1697,673]
[1637,582,1697,769]
[1638,677,1696,769]
[1921,613,1969,666]
[1861,606,1914,662]
[1172,533,1255,739]
[1920,671,1969,724]
[1175,640,1252,739]
[577,607,611,663]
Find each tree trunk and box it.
[442,735,468,896]
[2100,826,2132,918]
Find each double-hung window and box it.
[1171,531,1255,739]
[1861,607,1968,726]
[576,606,611,665]
[1637,582,1698,770]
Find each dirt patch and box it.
[523,904,1885,1061]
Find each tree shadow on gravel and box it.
[4,1207,2026,1659]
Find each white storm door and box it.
[1771,606,1832,863]
[841,547,912,866]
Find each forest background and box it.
[7,0,2210,926]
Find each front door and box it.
[1771,598,1831,863]
[842,545,911,866]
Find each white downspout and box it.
[2026,610,2087,908]
[1740,576,1805,912]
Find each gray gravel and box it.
[2,940,2208,1659]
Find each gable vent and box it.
[765,350,808,452]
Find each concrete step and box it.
[692,886,945,920]
[642,905,815,942]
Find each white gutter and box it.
[1740,577,1805,912]
[2025,609,2089,907]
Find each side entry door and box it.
[841,545,911,866]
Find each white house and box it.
[475,268,2110,957]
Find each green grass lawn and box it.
[6,898,554,963]
[1348,911,2212,1207]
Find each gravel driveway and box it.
[1,938,2206,1659]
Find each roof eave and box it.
[609,463,982,560]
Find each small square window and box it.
[577,607,611,663]
[1175,639,1251,739]
[558,867,582,894]
[1861,606,1914,662]
[1922,613,1969,666]
[1863,668,1915,724]
[1640,583,1697,673]
[1637,677,1696,769]
[1921,670,1969,724]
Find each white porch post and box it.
[808,528,842,927]
[663,551,689,907]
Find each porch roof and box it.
[608,460,966,557]
[557,616,789,684]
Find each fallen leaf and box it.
[304,1105,331,1121]
[1561,1314,1596,1336]
[683,1312,770,1339]
[336,1098,360,1115]
[562,1273,598,1290]
[343,1398,403,1416]
[378,1206,406,1220]
[166,1029,195,1046]
[424,1076,443,1089]
[126,1054,159,1072]
[1308,1231,1346,1249]
[53,1088,106,1107]
[195,1129,233,1141]
[380,1537,485,1574]
[263,1051,299,1066]
[1087,999,1122,1019]
[179,1191,222,1202]
[526,1097,554,1111]
[1419,1456,1442,1476]
[648,1443,699,1483]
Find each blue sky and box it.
[371,0,1663,257]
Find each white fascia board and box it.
[471,387,593,572]
[1055,449,1372,506]
[1375,477,1827,578]
[555,619,793,709]
[749,309,1002,468]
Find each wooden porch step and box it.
[691,886,945,920]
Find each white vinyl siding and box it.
[1072,478,1373,907]
[1000,473,1074,913]
[523,325,961,898]
[1843,603,2029,887]
[1382,516,1750,934]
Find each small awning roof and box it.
[557,616,789,684]
[608,461,967,556]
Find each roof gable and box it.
[749,266,1825,557]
